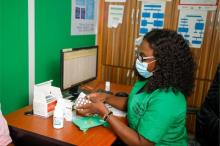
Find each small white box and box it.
[33,80,63,118]
[63,98,74,121]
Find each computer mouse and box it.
[115,92,129,97]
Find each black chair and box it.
[188,64,219,146]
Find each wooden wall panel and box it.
[186,1,220,134]
[195,11,216,80]
[102,65,137,85]
[207,2,220,80]
[97,0,105,80]
[102,1,137,68]
[172,0,217,80]
[164,1,175,29]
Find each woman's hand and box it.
[76,94,109,116]
[89,92,109,102]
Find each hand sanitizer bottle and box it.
[105,81,110,92]
[53,99,64,129]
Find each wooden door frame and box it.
[97,1,105,80]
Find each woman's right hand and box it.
[87,93,109,103]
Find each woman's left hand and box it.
[76,95,109,116]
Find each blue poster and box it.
[139,2,166,36]
[177,7,208,48]
[85,0,95,20]
[71,0,97,35]
[75,0,95,20]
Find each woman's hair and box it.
[140,29,196,97]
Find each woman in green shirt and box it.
[77,29,196,146]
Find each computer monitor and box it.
[60,46,98,92]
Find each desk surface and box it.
[5,80,132,146]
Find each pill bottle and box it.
[53,99,64,129]
[105,81,110,92]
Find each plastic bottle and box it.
[105,81,110,92]
[53,99,64,129]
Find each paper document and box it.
[71,0,98,35]
[139,1,166,35]
[33,80,62,117]
[180,0,217,5]
[177,6,215,48]
[108,5,124,28]
[105,0,126,2]
[105,104,126,117]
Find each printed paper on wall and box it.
[139,1,166,36]
[108,5,124,28]
[71,0,98,35]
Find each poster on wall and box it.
[108,5,124,28]
[71,0,98,35]
[105,0,126,2]
[139,1,166,36]
[177,5,216,48]
[180,0,217,5]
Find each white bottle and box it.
[53,99,64,129]
[105,81,110,92]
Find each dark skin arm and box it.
[107,115,154,146]
[77,95,154,146]
[105,94,128,111]
[8,143,15,146]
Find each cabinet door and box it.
[171,0,220,133]
[99,0,177,84]
[206,2,220,80]
[102,0,137,68]
[171,0,218,100]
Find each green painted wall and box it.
[0,0,95,114]
[0,0,3,109]
[0,0,29,114]
[35,0,96,86]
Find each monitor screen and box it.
[60,46,98,91]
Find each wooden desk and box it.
[5,81,132,146]
[80,80,132,94]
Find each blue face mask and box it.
[136,59,154,78]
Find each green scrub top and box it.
[127,80,187,146]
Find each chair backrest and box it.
[196,64,219,146]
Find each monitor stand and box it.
[68,86,80,99]
[62,86,81,101]
[66,84,93,101]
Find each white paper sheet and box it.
[71,0,98,35]
[138,0,171,2]
[180,0,217,5]
[108,5,124,28]
[139,1,166,35]
[177,6,210,48]
[178,5,217,11]
[105,0,126,2]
